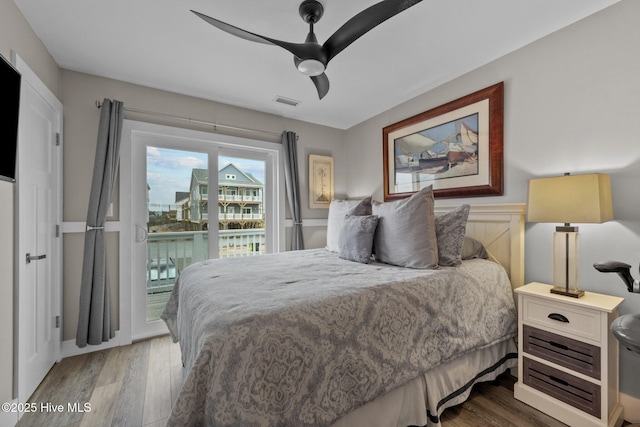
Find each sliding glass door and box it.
[126,122,283,340]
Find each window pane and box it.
[219,155,266,257]
[146,146,208,322]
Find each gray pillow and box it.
[435,204,470,266]
[461,236,489,260]
[338,214,379,263]
[372,186,438,269]
[326,197,372,253]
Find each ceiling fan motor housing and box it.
[296,0,328,76]
[299,0,324,23]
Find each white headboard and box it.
[435,203,525,290]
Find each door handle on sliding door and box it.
[135,225,148,243]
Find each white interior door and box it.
[14,55,63,406]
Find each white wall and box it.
[345,0,640,399]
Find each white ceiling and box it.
[14,0,619,130]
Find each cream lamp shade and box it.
[526,173,613,298]
[527,173,613,224]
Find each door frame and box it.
[13,53,63,405]
[120,120,285,343]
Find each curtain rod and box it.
[95,100,284,140]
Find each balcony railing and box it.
[219,213,263,221]
[145,228,266,321]
[218,194,261,202]
[146,228,266,293]
[194,213,263,222]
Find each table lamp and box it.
[527,173,613,298]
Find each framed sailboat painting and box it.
[383,82,504,200]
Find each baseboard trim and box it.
[0,399,18,427]
[620,392,640,423]
[61,331,122,359]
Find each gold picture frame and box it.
[309,154,334,209]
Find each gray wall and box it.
[60,70,345,340]
[1,0,345,399]
[344,0,640,398]
[3,0,639,408]
[0,0,62,404]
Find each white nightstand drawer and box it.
[522,297,601,343]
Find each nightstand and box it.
[514,282,625,427]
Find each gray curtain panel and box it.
[76,99,124,347]
[281,131,304,250]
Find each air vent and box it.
[273,96,300,107]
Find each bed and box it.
[161,194,525,427]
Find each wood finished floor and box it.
[17,335,182,427]
[17,335,625,427]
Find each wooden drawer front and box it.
[523,357,601,419]
[523,325,601,380]
[523,297,601,343]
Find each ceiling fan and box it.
[192,0,423,99]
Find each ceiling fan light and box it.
[297,59,325,76]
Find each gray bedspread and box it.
[161,249,516,427]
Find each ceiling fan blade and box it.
[192,10,311,59]
[310,73,330,99]
[323,0,423,63]
[294,57,329,98]
[192,10,273,45]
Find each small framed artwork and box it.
[383,82,504,200]
[309,154,334,209]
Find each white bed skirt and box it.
[332,338,518,427]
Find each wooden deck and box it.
[146,291,172,322]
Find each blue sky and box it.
[146,147,265,209]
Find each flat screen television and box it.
[0,53,21,183]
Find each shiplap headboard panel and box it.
[435,204,525,290]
